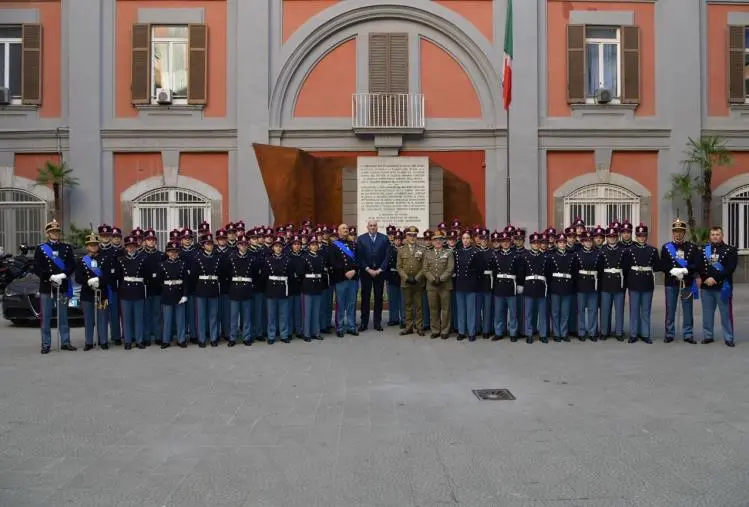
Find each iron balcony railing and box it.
[352,93,425,129]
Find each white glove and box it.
[178,297,188,305]
[669,268,680,277]
[679,268,689,276]
[517,286,524,294]
[49,274,63,285]
[87,277,99,289]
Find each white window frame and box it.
[0,189,47,256]
[723,185,749,254]
[584,26,622,105]
[150,25,188,105]
[0,33,23,105]
[563,184,640,229]
[132,188,210,246]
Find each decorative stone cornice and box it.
[100,129,237,139]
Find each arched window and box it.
[563,184,641,229]
[132,188,210,246]
[0,189,47,255]
[723,185,749,252]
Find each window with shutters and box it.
[0,26,21,104]
[151,25,188,103]
[584,26,621,103]
[745,28,749,99]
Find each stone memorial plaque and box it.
[357,156,430,233]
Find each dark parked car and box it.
[2,246,86,326]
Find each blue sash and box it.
[332,240,355,261]
[84,255,113,301]
[705,244,732,302]
[665,242,699,299]
[41,243,73,297]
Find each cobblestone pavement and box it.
[1,288,749,507]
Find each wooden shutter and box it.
[621,26,640,104]
[388,33,409,93]
[566,24,585,104]
[131,24,151,105]
[368,33,389,93]
[188,24,208,105]
[728,25,746,104]
[21,24,42,105]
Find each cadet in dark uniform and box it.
[158,241,189,348]
[574,232,600,341]
[598,227,626,340]
[319,226,335,333]
[286,235,306,338]
[491,231,519,341]
[593,226,605,249]
[225,233,255,346]
[386,229,403,326]
[573,217,586,238]
[76,233,109,351]
[699,226,737,347]
[113,235,149,349]
[180,228,199,342]
[141,229,164,346]
[475,228,494,338]
[453,231,480,341]
[192,233,222,347]
[446,229,460,332]
[98,224,122,345]
[225,222,238,251]
[661,218,700,344]
[301,237,328,341]
[264,235,292,344]
[34,219,77,354]
[215,229,233,342]
[622,224,659,344]
[516,233,548,344]
[248,228,266,341]
[564,226,579,337]
[546,233,577,342]
[620,221,634,249]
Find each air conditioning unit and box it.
[0,88,10,106]
[595,88,612,105]
[156,88,173,105]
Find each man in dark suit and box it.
[356,219,390,331]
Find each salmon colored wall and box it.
[282,0,339,43]
[113,152,163,226]
[14,153,61,182]
[2,2,61,117]
[546,150,658,239]
[421,39,482,118]
[707,4,749,117]
[179,152,229,220]
[294,39,356,117]
[115,0,227,119]
[435,1,493,41]
[546,0,656,117]
[713,152,749,190]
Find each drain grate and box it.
[472,389,516,401]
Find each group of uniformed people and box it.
[32,215,737,354]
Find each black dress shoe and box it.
[198,343,206,348]
[664,337,674,343]
[136,344,146,350]
[726,341,736,347]
[100,343,109,350]
[41,347,50,354]
[642,338,653,344]
[482,333,491,340]
[358,325,368,332]
[282,338,291,343]
[456,334,465,341]
[701,338,715,344]
[589,336,598,342]
[347,330,359,336]
[578,336,586,342]
[540,337,549,344]
[315,335,324,340]
[441,334,450,339]
[84,344,94,351]
[227,341,235,347]
[525,337,533,344]
[553,337,561,343]
[628,337,638,344]
[468,335,476,342]
[510,336,518,343]
[161,342,171,349]
[143,340,152,347]
[267,339,275,345]
[491,335,502,341]
[430,333,440,339]
[243,340,253,346]
[336,332,345,338]
[304,337,312,342]
[616,336,624,342]
[416,330,425,337]
[374,325,384,331]
[684,338,697,344]
[61,344,77,351]
[563,336,571,342]
[124,343,132,350]
[113,339,123,346]
[400,329,413,336]
[177,342,187,348]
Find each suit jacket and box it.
[356,232,390,272]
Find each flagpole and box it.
[506,107,511,224]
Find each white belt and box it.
[483,270,494,290]
[269,275,288,296]
[496,273,517,295]
[483,270,493,275]
[578,270,598,290]
[552,273,572,279]
[163,280,182,286]
[525,275,547,297]
[603,268,624,288]
[232,277,252,282]
[390,268,398,272]
[631,266,653,272]
[123,277,143,283]
[199,275,218,281]
[305,274,322,279]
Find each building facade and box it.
[1,0,749,257]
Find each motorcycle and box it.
[0,244,36,295]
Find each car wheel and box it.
[10,319,25,327]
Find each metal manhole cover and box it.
[472,389,515,401]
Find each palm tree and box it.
[664,171,699,233]
[35,161,79,222]
[682,136,733,226]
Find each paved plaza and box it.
[1,289,749,507]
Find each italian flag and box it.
[502,0,513,110]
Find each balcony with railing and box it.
[351,93,425,133]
